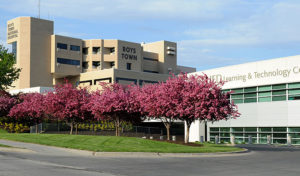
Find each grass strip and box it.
[0,132,242,153]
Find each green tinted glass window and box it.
[244,127,257,132]
[210,133,219,137]
[244,87,257,92]
[258,85,271,91]
[222,89,230,93]
[288,89,300,95]
[273,139,286,144]
[231,88,243,93]
[210,128,219,132]
[234,138,244,144]
[258,92,271,97]
[244,133,257,137]
[232,127,243,132]
[258,97,271,102]
[244,98,257,103]
[272,84,286,90]
[232,99,243,104]
[292,139,300,144]
[244,93,257,98]
[259,138,268,144]
[289,95,300,100]
[232,133,244,137]
[220,133,230,137]
[259,133,272,138]
[260,127,272,132]
[273,133,287,138]
[273,90,286,95]
[272,96,286,101]
[220,127,230,132]
[288,83,300,89]
[289,133,300,138]
[273,127,286,132]
[289,128,300,132]
[231,94,243,99]
[220,138,230,142]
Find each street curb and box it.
[61,147,249,158]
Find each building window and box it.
[126,63,131,70]
[11,41,17,63]
[92,61,100,69]
[70,45,80,51]
[110,62,115,68]
[82,62,88,69]
[143,57,158,61]
[110,47,115,54]
[57,58,80,66]
[143,70,159,74]
[57,43,67,50]
[226,82,300,104]
[82,47,88,55]
[92,47,100,54]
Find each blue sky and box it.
[1,0,300,71]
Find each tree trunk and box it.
[75,123,78,135]
[92,123,95,135]
[165,123,170,141]
[35,123,38,134]
[70,122,73,135]
[115,116,120,136]
[185,121,191,143]
[161,119,171,141]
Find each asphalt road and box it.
[0,140,300,176]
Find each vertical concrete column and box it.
[100,39,104,70]
[267,135,271,145]
[248,135,252,144]
[200,136,204,143]
[230,135,235,144]
[287,135,292,146]
[215,135,219,144]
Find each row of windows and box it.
[82,61,116,70]
[210,127,300,144]
[82,61,132,70]
[143,57,158,61]
[210,127,300,133]
[143,70,159,73]
[57,58,80,66]
[224,82,300,104]
[82,47,115,55]
[57,43,81,51]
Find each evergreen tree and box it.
[0,44,21,91]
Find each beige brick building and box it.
[7,17,195,91]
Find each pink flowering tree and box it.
[9,93,45,133]
[44,82,92,135]
[89,83,142,136]
[138,83,176,140]
[0,94,17,119]
[161,73,240,143]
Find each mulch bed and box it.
[154,139,203,147]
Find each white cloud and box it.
[183,1,300,47]
[177,1,300,70]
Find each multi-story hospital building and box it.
[6,16,195,92]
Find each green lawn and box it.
[0,131,242,153]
